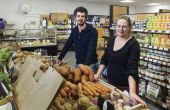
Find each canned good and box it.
[138,67,141,73]
[150,70,155,78]
[167,57,170,62]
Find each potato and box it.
[87,105,100,110]
[53,99,65,110]
[60,66,69,76]
[63,103,72,110]
[72,103,78,110]
[73,68,81,84]
[70,67,75,74]
[78,96,90,110]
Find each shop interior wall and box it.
[134,3,170,13]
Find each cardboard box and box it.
[158,16,162,23]
[162,15,166,23]
[155,16,158,22]
[154,37,160,47]
[148,16,152,23]
[160,38,167,47]
[166,15,170,23]
[152,16,155,22]
[165,39,170,48]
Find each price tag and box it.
[163,62,167,65]
[164,48,168,51]
[8,66,15,76]
[157,81,161,85]
[151,30,155,32]
[158,30,162,33]
[145,30,148,32]
[154,46,158,49]
[158,61,162,64]
[166,31,170,33]
[149,46,153,48]
[153,60,157,63]
[139,74,141,77]
[168,63,170,66]
[162,104,167,108]
[139,44,143,47]
[159,47,163,50]
[167,85,170,89]
[145,58,149,60]
[149,59,152,62]
[144,45,148,47]
[153,80,156,83]
[140,56,143,59]
[162,83,166,87]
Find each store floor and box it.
[59,50,168,110]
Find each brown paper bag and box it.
[19,67,65,110]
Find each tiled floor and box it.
[59,50,168,110]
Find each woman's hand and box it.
[94,74,101,81]
[130,92,147,108]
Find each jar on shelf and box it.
[167,57,170,62]
[167,52,170,56]
[141,67,145,75]
[148,62,153,69]
[160,55,165,61]
[153,63,157,70]
[164,56,169,62]
[162,66,167,72]
[151,54,156,59]
[157,64,162,72]
[147,53,151,58]
[154,50,158,54]
[145,69,150,77]
[154,71,159,80]
[155,54,159,60]
[138,66,141,74]
[167,66,170,74]
[143,61,148,67]
[159,72,165,82]
[162,51,167,56]
[150,70,155,78]
[148,49,154,53]
[158,50,162,55]
[140,60,144,66]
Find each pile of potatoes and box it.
[50,96,100,110]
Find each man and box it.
[0,21,5,39]
[56,6,99,74]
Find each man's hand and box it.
[94,74,101,81]
[56,59,61,64]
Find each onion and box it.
[124,102,132,107]
[110,90,121,101]
[123,106,131,110]
[114,103,123,109]
[111,101,117,105]
[90,99,98,105]
[117,99,125,106]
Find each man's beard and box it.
[77,20,85,26]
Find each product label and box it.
[145,57,149,60]
[145,71,150,76]
[141,70,145,74]
[150,73,154,78]
[159,47,163,50]
[158,61,162,64]
[164,48,168,51]
[140,56,143,59]
[167,85,170,89]
[154,46,158,49]
[145,77,149,80]
[166,31,170,33]
[139,74,141,77]
[153,60,157,63]
[149,59,152,62]
[149,46,153,48]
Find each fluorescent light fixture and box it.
[147,3,160,5]
[120,0,134,3]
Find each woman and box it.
[94,16,147,108]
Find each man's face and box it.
[75,12,86,26]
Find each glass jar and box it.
[162,66,167,72]
[150,70,155,78]
[148,62,153,69]
[154,50,158,54]
[167,66,170,74]
[138,66,141,74]
[162,51,167,56]
[157,64,162,71]
[143,61,148,67]
[159,72,165,82]
[160,55,165,61]
[154,71,159,80]
[149,49,154,53]
[145,69,150,77]
[153,63,157,70]
[167,52,170,56]
[167,57,170,62]
[151,54,156,59]
[147,53,151,58]
[158,50,162,55]
[141,67,145,75]
[155,55,159,60]
[164,56,169,62]
[140,60,144,66]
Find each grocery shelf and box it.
[102,36,110,39]
[56,28,71,30]
[0,38,18,41]
[53,23,71,24]
[139,74,170,89]
[139,44,170,52]
[21,44,56,48]
[57,39,68,42]
[140,56,170,67]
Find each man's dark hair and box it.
[74,6,88,19]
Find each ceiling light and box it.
[147,3,160,5]
[120,1,134,3]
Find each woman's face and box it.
[116,19,131,37]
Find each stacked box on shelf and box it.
[139,79,147,97]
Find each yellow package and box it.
[166,15,170,23]
[154,37,160,47]
[158,16,162,23]
[165,39,170,48]
[162,34,168,38]
[160,38,167,47]
[162,15,166,23]
[155,16,158,22]
[159,34,163,38]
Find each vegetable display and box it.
[0,47,12,66]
